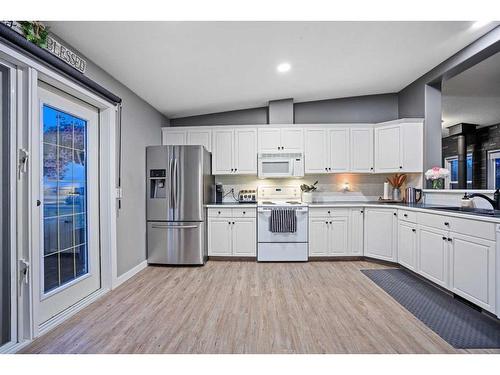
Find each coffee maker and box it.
[215,183,224,203]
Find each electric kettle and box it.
[405,187,422,203]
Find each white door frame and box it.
[0,58,18,353]
[487,150,500,190]
[0,40,118,347]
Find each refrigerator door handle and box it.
[174,158,179,209]
[169,158,175,209]
[151,224,198,229]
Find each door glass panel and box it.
[42,105,88,293]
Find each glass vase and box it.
[431,179,444,189]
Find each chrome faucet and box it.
[465,189,500,210]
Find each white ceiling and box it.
[47,21,498,118]
[442,52,500,128]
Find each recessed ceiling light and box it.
[471,21,491,29]
[277,62,291,73]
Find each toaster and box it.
[238,189,257,203]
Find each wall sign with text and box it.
[45,35,87,74]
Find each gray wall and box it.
[170,93,399,126]
[171,106,267,126]
[54,35,168,277]
[399,26,500,118]
[295,94,398,123]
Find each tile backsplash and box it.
[216,173,422,202]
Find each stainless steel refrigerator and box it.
[146,145,214,265]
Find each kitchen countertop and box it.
[206,201,500,222]
[308,201,500,222]
[205,202,257,208]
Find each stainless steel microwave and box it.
[257,153,305,179]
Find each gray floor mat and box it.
[361,268,500,349]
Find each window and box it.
[42,104,88,293]
[444,154,472,189]
[488,150,500,189]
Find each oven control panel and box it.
[239,189,257,203]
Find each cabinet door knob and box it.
[370,167,374,170]
[228,221,231,225]
[325,167,328,171]
[234,168,237,172]
[360,210,364,213]
[399,166,403,169]
[404,214,408,217]
[447,238,452,242]
[325,221,328,224]
[243,211,246,214]
[393,212,397,216]
[327,210,331,214]
[442,236,447,240]
[232,221,235,224]
[412,229,416,232]
[444,222,449,226]
[218,211,221,214]
[329,221,333,224]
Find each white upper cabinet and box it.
[329,128,350,172]
[400,122,423,173]
[212,128,234,175]
[258,127,303,153]
[374,125,401,173]
[234,128,258,174]
[258,128,282,152]
[281,128,304,152]
[162,128,187,145]
[212,127,257,175]
[350,127,374,173]
[187,128,212,152]
[304,128,329,174]
[374,121,423,173]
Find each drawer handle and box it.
[152,224,197,229]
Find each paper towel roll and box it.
[383,182,390,200]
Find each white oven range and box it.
[257,186,309,262]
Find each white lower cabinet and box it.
[398,220,417,271]
[364,208,397,261]
[208,208,256,257]
[350,208,364,255]
[208,218,232,256]
[308,209,351,256]
[232,219,257,256]
[449,232,496,312]
[417,225,449,288]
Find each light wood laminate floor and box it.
[21,261,500,354]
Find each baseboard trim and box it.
[0,339,32,354]
[208,256,256,261]
[309,256,364,261]
[38,287,109,337]
[113,260,148,289]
